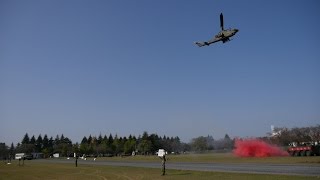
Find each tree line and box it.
[2,125,318,158]
[16,133,73,157]
[190,134,234,152]
[1,132,188,158]
[77,132,185,156]
[1,131,235,159]
[268,125,320,146]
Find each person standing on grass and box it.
[75,156,78,167]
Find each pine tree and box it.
[60,134,65,144]
[103,135,108,144]
[108,134,114,145]
[87,135,92,144]
[42,134,49,149]
[54,135,60,145]
[48,137,54,150]
[30,135,36,145]
[36,134,43,152]
[22,133,30,144]
[98,134,103,144]
[10,143,15,156]
[81,136,88,144]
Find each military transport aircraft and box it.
[195,13,239,47]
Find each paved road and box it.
[36,159,320,177]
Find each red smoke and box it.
[233,139,289,157]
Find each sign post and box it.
[158,149,166,176]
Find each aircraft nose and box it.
[235,29,239,32]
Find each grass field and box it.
[1,160,319,180]
[96,153,320,164]
[1,153,319,179]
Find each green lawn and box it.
[1,160,319,180]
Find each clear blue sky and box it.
[1,0,319,145]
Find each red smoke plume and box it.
[233,139,289,157]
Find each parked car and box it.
[23,154,33,160]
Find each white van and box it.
[15,153,25,160]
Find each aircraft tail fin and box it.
[194,41,208,47]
